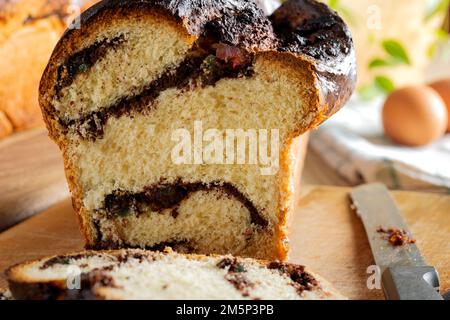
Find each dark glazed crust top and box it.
[271,0,356,116]
[42,0,355,127]
[63,0,277,51]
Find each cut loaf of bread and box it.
[39,0,356,260]
[6,249,346,300]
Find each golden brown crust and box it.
[64,151,94,246]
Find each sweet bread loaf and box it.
[6,249,345,300]
[0,0,97,138]
[39,0,356,259]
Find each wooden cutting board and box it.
[0,128,69,231]
[0,186,448,300]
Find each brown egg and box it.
[430,79,450,132]
[382,85,448,146]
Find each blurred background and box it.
[0,0,449,231]
[292,0,450,193]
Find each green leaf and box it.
[358,76,396,100]
[327,0,340,10]
[374,76,396,93]
[326,0,356,26]
[425,0,450,21]
[428,29,450,58]
[428,42,439,58]
[358,84,382,101]
[382,40,411,65]
[368,58,394,69]
[435,29,450,40]
[338,6,357,26]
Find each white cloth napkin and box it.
[310,97,450,193]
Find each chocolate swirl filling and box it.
[90,180,267,251]
[102,180,268,228]
[56,37,254,141]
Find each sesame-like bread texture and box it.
[39,0,356,260]
[6,249,346,300]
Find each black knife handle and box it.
[382,266,443,300]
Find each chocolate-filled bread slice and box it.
[6,249,346,300]
[39,0,356,260]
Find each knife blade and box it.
[350,183,443,300]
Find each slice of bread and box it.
[39,0,356,260]
[6,249,345,300]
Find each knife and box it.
[350,183,443,300]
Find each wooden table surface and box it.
[302,147,350,187]
[0,128,69,231]
[0,129,448,300]
[0,185,448,300]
